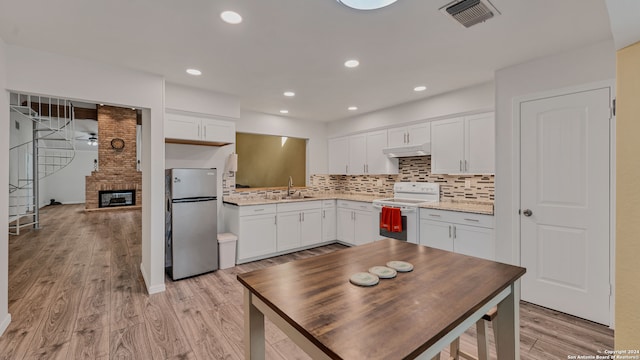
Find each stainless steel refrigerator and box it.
[165,168,218,280]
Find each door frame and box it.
[510,79,616,328]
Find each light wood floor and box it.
[1,204,613,359]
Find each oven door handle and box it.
[372,204,416,213]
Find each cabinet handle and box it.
[459,160,463,172]
[204,126,207,139]
[346,165,348,173]
[254,209,264,212]
[323,210,325,218]
[299,213,302,222]
[465,160,468,171]
[275,215,277,225]
[407,132,410,144]
[428,214,441,218]
[364,164,366,173]
[453,226,457,239]
[404,133,407,144]
[449,225,452,238]
[464,218,480,222]
[198,124,201,137]
[302,212,305,221]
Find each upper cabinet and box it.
[328,130,398,175]
[165,111,235,146]
[388,123,431,147]
[431,112,494,174]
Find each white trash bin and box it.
[217,233,238,269]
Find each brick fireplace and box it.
[85,105,142,210]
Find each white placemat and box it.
[350,272,380,286]
[386,260,414,272]
[368,266,397,279]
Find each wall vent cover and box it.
[440,0,500,28]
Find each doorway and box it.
[518,85,613,325]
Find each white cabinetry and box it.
[388,123,431,147]
[328,137,349,174]
[165,111,235,145]
[321,200,337,242]
[419,208,494,260]
[336,200,378,246]
[225,204,277,264]
[328,130,397,175]
[276,201,322,251]
[431,112,494,174]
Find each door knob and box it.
[522,209,533,217]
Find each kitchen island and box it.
[238,239,525,359]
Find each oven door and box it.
[373,204,413,242]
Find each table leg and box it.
[244,287,265,360]
[496,280,520,359]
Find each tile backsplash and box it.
[224,155,494,202]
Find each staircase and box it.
[8,93,76,235]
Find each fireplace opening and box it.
[99,190,136,208]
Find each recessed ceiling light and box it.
[283,91,295,97]
[280,110,289,114]
[348,106,358,111]
[414,85,427,92]
[337,0,398,10]
[186,68,202,76]
[344,59,360,68]
[220,11,242,24]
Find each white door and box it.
[520,87,611,325]
[431,117,464,174]
[238,214,277,260]
[322,206,337,242]
[465,113,495,174]
[353,210,374,245]
[337,208,355,245]
[366,130,396,174]
[348,134,367,175]
[276,212,301,252]
[388,127,408,147]
[300,209,322,246]
[407,123,431,145]
[419,219,453,252]
[328,137,349,174]
[453,224,494,261]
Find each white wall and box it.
[5,44,166,295]
[327,82,494,137]
[0,36,11,336]
[164,83,240,233]
[237,110,328,180]
[39,150,97,206]
[494,39,616,265]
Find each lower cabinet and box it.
[321,200,337,243]
[225,204,278,263]
[336,200,376,246]
[419,208,495,260]
[277,201,323,251]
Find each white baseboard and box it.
[139,263,166,295]
[0,313,11,337]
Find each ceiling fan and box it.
[76,132,98,146]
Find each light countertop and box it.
[223,193,494,215]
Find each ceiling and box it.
[0,0,613,122]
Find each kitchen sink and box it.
[266,194,314,201]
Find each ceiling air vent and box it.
[440,0,500,28]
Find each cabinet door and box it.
[465,113,495,174]
[301,209,323,247]
[277,212,301,252]
[419,219,453,252]
[337,208,355,245]
[348,134,367,175]
[453,224,494,261]
[202,118,235,144]
[328,137,349,174]
[366,130,397,174]
[322,207,337,242]
[238,214,277,260]
[407,123,431,145]
[353,210,374,246]
[387,127,408,147]
[431,117,464,174]
[165,113,200,141]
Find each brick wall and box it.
[85,105,142,209]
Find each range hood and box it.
[382,142,431,158]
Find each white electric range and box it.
[372,182,440,244]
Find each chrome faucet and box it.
[287,176,294,196]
